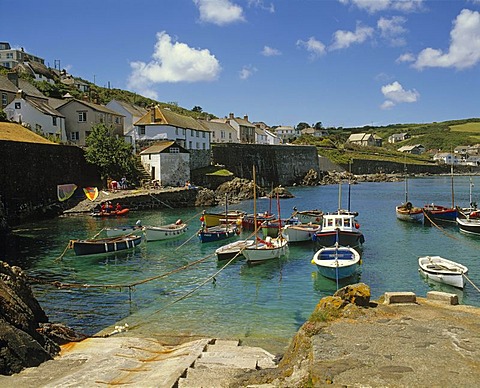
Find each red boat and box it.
[91,208,130,217]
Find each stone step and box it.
[177,366,244,388]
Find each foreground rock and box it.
[233,283,480,387]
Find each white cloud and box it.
[377,16,407,46]
[396,52,415,63]
[329,23,374,50]
[296,37,326,58]
[339,0,424,13]
[239,65,257,80]
[127,31,221,98]
[261,46,281,56]
[381,81,419,109]
[194,0,245,25]
[248,0,275,13]
[413,9,480,70]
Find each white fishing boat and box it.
[292,208,323,224]
[105,220,144,237]
[144,220,188,242]
[242,166,288,264]
[281,223,320,242]
[418,255,468,289]
[215,239,255,261]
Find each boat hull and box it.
[312,246,360,280]
[215,240,255,260]
[72,235,142,256]
[396,204,423,223]
[243,238,288,264]
[423,205,458,224]
[202,211,245,228]
[144,223,188,242]
[313,231,364,248]
[418,255,468,289]
[457,216,480,235]
[282,224,320,242]
[198,226,237,243]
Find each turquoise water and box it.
[6,176,480,354]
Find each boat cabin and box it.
[321,212,359,232]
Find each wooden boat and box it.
[201,210,245,228]
[197,224,238,243]
[396,162,423,223]
[70,234,142,256]
[312,211,365,248]
[242,167,288,264]
[396,202,424,223]
[311,242,361,281]
[144,221,188,242]
[456,211,480,235]
[423,165,458,224]
[91,208,130,217]
[418,255,468,289]
[241,212,276,231]
[105,221,144,237]
[423,203,458,224]
[215,239,255,261]
[291,208,323,224]
[281,223,320,243]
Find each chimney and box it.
[7,72,18,87]
[229,112,234,119]
[244,115,249,121]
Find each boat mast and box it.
[338,180,342,211]
[450,162,455,208]
[348,160,352,212]
[253,166,258,248]
[404,159,408,203]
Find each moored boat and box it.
[396,202,424,223]
[243,236,288,264]
[281,223,320,243]
[311,242,361,281]
[292,208,323,224]
[312,211,364,248]
[91,208,130,217]
[456,211,480,235]
[70,234,143,256]
[197,224,238,243]
[144,220,188,242]
[215,239,255,261]
[105,221,144,237]
[201,210,245,228]
[423,203,458,224]
[418,255,468,289]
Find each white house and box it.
[388,132,410,143]
[106,99,148,136]
[135,106,210,150]
[212,113,256,144]
[274,126,297,143]
[4,92,66,141]
[301,127,329,138]
[139,141,190,187]
[347,133,376,147]
[265,129,280,145]
[433,152,458,164]
[255,127,269,145]
[198,119,239,143]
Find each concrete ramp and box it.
[0,337,277,388]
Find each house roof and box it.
[136,106,208,132]
[139,140,188,154]
[56,98,124,116]
[0,122,56,144]
[348,133,373,142]
[198,119,235,132]
[25,96,64,117]
[230,117,255,128]
[0,74,47,100]
[109,99,148,117]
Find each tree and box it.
[296,122,310,131]
[314,122,323,129]
[84,124,138,185]
[192,106,203,113]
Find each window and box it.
[52,117,57,126]
[175,128,179,135]
[71,132,80,141]
[115,117,120,124]
[99,113,104,123]
[78,111,87,122]
[170,147,179,153]
[203,143,206,150]
[190,130,194,137]
[202,132,205,138]
[196,131,199,137]
[35,124,42,131]
[189,141,192,149]
[140,126,146,135]
[15,102,21,109]
[196,142,200,149]
[221,131,225,139]
[2,93,7,107]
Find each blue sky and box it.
[4,0,480,128]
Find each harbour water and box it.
[5,176,480,354]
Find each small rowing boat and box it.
[70,234,142,256]
[418,255,468,289]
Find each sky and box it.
[3,0,480,128]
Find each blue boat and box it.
[197,224,238,243]
[311,243,361,281]
[423,203,458,224]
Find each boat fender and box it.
[355,223,360,229]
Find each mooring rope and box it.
[422,211,461,241]
[463,273,480,293]
[148,193,173,209]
